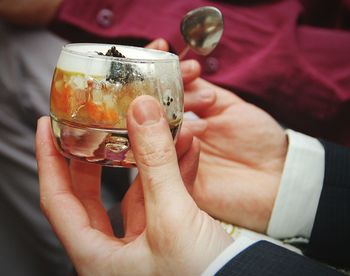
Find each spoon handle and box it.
[178,45,190,60]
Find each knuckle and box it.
[138,143,175,168]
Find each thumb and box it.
[127,96,191,218]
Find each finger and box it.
[181,59,201,85]
[179,137,200,193]
[174,126,201,188]
[182,119,208,137]
[175,126,194,160]
[122,125,197,238]
[184,87,217,117]
[70,160,113,236]
[145,38,169,51]
[36,117,121,263]
[36,118,95,251]
[185,78,244,117]
[121,176,146,239]
[127,96,192,218]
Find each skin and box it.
[183,78,288,233]
[36,96,233,275]
[149,40,287,233]
[35,38,288,273]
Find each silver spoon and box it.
[179,6,224,59]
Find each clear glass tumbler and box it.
[50,43,183,167]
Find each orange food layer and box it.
[50,68,152,128]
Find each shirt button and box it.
[204,57,220,74]
[96,9,114,28]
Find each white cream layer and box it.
[57,44,178,76]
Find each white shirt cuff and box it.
[267,129,325,239]
[202,224,303,276]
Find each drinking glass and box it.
[50,43,183,167]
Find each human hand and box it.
[146,38,201,85]
[0,0,62,26]
[36,96,232,275]
[184,78,288,233]
[146,38,205,136]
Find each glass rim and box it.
[61,43,179,64]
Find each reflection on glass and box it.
[50,43,183,167]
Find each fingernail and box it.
[133,97,162,125]
[154,38,161,49]
[153,38,168,51]
[199,89,214,100]
[157,39,166,49]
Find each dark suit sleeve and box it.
[216,241,342,276]
[305,141,350,267]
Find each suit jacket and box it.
[216,140,350,275]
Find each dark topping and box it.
[98,46,144,85]
[163,96,174,107]
[97,46,126,58]
[107,61,144,85]
[107,62,144,85]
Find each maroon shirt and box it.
[51,0,350,145]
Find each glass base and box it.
[51,116,136,167]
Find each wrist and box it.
[259,128,288,233]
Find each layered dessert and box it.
[50,44,183,167]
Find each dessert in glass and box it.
[50,43,183,167]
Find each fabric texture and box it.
[268,130,325,239]
[0,22,130,276]
[216,241,342,276]
[306,141,350,268]
[214,140,350,274]
[0,23,72,276]
[52,0,350,146]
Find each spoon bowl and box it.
[180,6,224,57]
